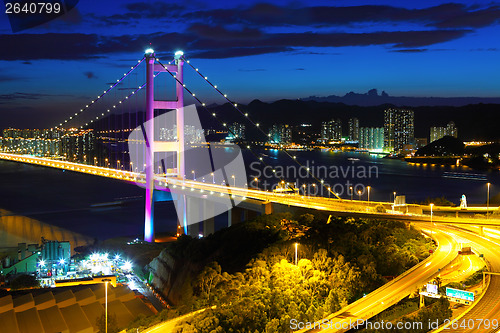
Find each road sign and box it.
[427,284,438,294]
[446,287,474,301]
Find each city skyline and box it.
[1,0,500,129]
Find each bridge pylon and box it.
[144,49,185,242]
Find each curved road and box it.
[435,225,500,333]
[297,225,460,332]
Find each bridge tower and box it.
[144,49,185,242]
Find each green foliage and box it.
[462,267,486,287]
[126,309,180,332]
[96,312,119,333]
[153,213,434,332]
[363,297,452,333]
[375,204,386,213]
[420,196,455,207]
[10,274,39,290]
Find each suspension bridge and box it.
[1,49,498,242]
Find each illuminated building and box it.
[348,118,359,142]
[321,119,342,142]
[430,121,458,143]
[269,124,292,144]
[226,123,245,141]
[384,108,414,153]
[359,127,384,151]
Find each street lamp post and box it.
[103,278,112,333]
[192,170,196,181]
[487,182,491,219]
[254,178,259,189]
[211,172,215,184]
[367,186,371,203]
[357,190,362,201]
[328,187,331,199]
[231,175,235,187]
[430,203,434,236]
[350,186,353,200]
[295,243,298,265]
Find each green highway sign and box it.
[446,287,474,301]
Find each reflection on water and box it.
[0,150,498,239]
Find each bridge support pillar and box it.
[228,207,243,227]
[187,196,201,237]
[263,202,273,215]
[203,201,215,236]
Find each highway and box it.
[296,225,460,332]
[432,225,500,333]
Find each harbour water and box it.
[0,150,498,240]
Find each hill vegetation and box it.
[130,213,435,332]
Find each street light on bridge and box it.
[191,170,196,181]
[367,186,371,203]
[357,190,362,201]
[487,182,491,219]
[350,186,353,200]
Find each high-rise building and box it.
[446,121,458,138]
[430,126,446,142]
[359,127,384,151]
[226,123,245,141]
[384,108,414,153]
[348,118,359,142]
[430,121,458,143]
[321,119,342,142]
[269,124,292,144]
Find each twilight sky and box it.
[0,0,499,128]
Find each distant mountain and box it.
[202,99,500,140]
[303,89,500,107]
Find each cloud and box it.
[0,74,24,82]
[0,27,471,61]
[92,2,185,25]
[185,3,500,29]
[0,92,59,103]
[391,49,428,53]
[84,71,98,79]
[190,46,294,59]
[0,32,192,60]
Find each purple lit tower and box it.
[144,49,185,242]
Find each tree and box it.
[10,274,39,290]
[195,262,223,302]
[96,312,119,333]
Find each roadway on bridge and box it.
[2,153,500,229]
